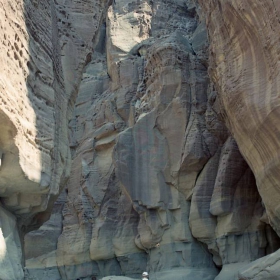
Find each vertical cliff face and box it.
[0,1,59,278]
[23,1,280,280]
[0,0,106,279]
[1,0,280,280]
[198,1,280,278]
[198,0,280,232]
[25,1,219,279]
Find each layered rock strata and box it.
[1,0,280,280]
[198,0,280,278]
[0,1,62,278]
[25,1,218,279]
[24,1,280,280]
[0,0,106,278]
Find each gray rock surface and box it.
[0,204,23,280]
[0,0,280,280]
[0,0,106,278]
[238,249,280,280]
[26,0,280,278]
[198,0,280,279]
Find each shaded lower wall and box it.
[24,1,280,280]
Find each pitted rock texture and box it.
[0,0,106,278]
[1,0,280,280]
[24,1,280,280]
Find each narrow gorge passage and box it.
[1,1,280,280]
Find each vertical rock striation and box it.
[0,0,106,278]
[25,1,280,280]
[198,1,280,278]
[1,0,280,279]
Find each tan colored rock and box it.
[198,0,280,236]
[198,0,280,279]
[25,1,220,279]
[0,0,105,278]
[2,0,279,279]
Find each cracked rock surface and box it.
[0,0,280,280]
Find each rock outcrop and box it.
[0,1,66,278]
[0,0,106,278]
[198,0,280,278]
[25,1,220,279]
[24,0,280,280]
[1,0,280,280]
[198,0,280,234]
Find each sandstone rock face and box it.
[45,1,219,279]
[1,0,280,280]
[198,0,280,236]
[198,0,280,278]
[238,248,280,280]
[0,205,24,279]
[0,1,64,278]
[24,1,280,280]
[0,0,104,278]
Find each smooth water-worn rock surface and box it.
[198,0,280,278]
[1,0,280,280]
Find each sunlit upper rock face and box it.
[0,0,110,214]
[1,0,280,280]
[0,0,105,278]
[198,0,280,278]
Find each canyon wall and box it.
[198,0,280,278]
[0,1,66,278]
[0,0,106,278]
[0,0,280,280]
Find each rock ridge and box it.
[0,0,280,280]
